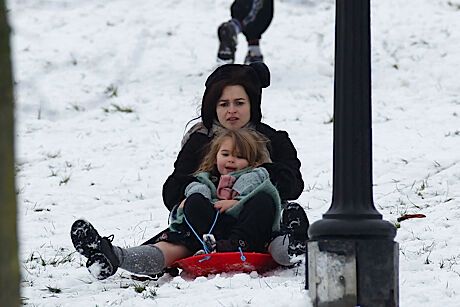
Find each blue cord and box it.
[238,247,246,262]
[208,210,219,234]
[184,209,220,254]
[198,255,211,263]
[183,209,247,263]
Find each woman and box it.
[70,63,308,280]
[163,62,302,208]
[158,62,307,264]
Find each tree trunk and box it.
[0,0,20,305]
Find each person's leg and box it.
[268,202,310,266]
[230,0,252,23]
[280,202,309,255]
[223,192,276,252]
[217,0,274,64]
[182,193,219,235]
[71,220,192,279]
[153,241,192,267]
[216,0,251,63]
[112,244,165,276]
[233,0,273,40]
[217,21,240,63]
[238,0,273,64]
[71,219,123,279]
[174,193,220,252]
[87,240,191,278]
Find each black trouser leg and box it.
[183,193,218,234]
[180,194,220,251]
[230,0,274,41]
[228,192,276,252]
[154,194,218,253]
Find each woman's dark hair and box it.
[201,63,270,129]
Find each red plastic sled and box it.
[172,252,278,277]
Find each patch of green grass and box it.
[26,250,75,267]
[103,103,135,113]
[133,283,147,293]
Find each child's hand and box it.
[214,199,238,213]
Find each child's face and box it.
[216,137,249,175]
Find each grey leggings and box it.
[113,244,165,276]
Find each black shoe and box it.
[244,51,264,65]
[86,251,119,280]
[71,219,119,279]
[217,21,238,64]
[280,202,309,256]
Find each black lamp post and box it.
[307,1,399,306]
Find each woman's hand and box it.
[214,199,238,213]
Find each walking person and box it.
[217,0,274,64]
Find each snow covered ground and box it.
[8,0,460,306]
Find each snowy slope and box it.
[8,0,460,306]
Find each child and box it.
[169,128,282,254]
[70,128,281,280]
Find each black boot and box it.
[244,50,264,64]
[71,219,120,280]
[217,21,238,64]
[280,202,310,255]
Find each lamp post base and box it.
[308,239,399,307]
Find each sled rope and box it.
[184,210,220,254]
[238,247,246,262]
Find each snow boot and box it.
[280,202,309,256]
[217,21,238,64]
[244,50,264,65]
[71,219,119,279]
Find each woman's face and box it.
[216,85,251,130]
[216,137,249,175]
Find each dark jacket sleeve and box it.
[257,124,304,201]
[162,133,210,211]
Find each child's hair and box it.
[196,129,271,173]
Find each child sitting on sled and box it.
[168,128,281,255]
